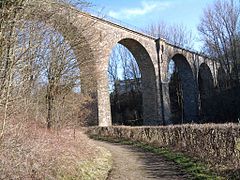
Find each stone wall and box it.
[88,125,240,169]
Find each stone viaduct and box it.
[29,1,222,126]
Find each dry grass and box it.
[0,120,106,179]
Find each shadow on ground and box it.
[95,141,191,180]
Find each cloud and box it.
[108,1,170,19]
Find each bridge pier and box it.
[97,71,112,126]
[95,52,112,127]
[161,82,172,124]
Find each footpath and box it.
[95,141,191,180]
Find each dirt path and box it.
[94,141,191,180]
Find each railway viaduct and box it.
[28,1,223,126]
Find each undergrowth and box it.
[0,121,110,179]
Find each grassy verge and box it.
[0,121,112,179]
[58,146,112,180]
[89,135,225,180]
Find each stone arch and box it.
[22,0,97,92]
[198,63,214,120]
[169,54,199,123]
[198,63,214,97]
[20,0,100,125]
[108,38,159,125]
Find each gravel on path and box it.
[94,141,192,180]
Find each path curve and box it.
[94,141,191,180]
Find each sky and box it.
[88,0,217,51]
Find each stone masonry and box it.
[31,2,220,126]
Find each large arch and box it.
[198,63,214,97]
[169,54,199,123]
[198,63,214,120]
[22,0,97,91]
[108,38,159,125]
[19,0,99,125]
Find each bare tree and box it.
[108,48,119,92]
[108,44,142,125]
[108,44,141,92]
[0,0,99,139]
[0,0,27,140]
[120,45,140,81]
[147,21,195,49]
[32,24,80,129]
[198,0,240,86]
